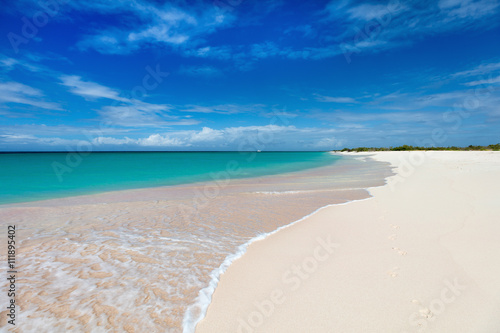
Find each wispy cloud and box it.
[311,59,500,116]
[250,41,282,58]
[0,57,19,70]
[92,125,342,149]
[313,110,444,124]
[60,75,126,101]
[451,61,500,78]
[1,125,344,150]
[74,1,234,54]
[0,134,88,147]
[98,105,197,127]
[94,134,185,147]
[342,2,408,21]
[324,0,500,58]
[60,74,196,127]
[181,104,265,115]
[315,94,358,104]
[0,81,62,111]
[464,75,500,86]
[182,45,236,60]
[178,65,223,77]
[0,55,44,72]
[180,0,499,64]
[310,85,500,126]
[8,0,500,64]
[0,124,133,137]
[370,88,498,113]
[284,24,316,38]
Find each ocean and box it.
[0,152,391,332]
[0,152,338,204]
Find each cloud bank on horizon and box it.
[1,0,499,151]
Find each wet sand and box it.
[197,151,500,333]
[0,155,390,332]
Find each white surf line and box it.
[182,156,394,333]
[181,196,375,333]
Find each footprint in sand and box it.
[409,300,434,319]
[391,224,400,229]
[388,234,397,241]
[391,247,407,256]
[419,307,433,318]
[387,267,399,278]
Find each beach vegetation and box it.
[336,144,500,152]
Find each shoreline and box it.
[0,153,390,331]
[182,196,378,332]
[183,154,392,332]
[0,151,339,207]
[0,153,346,208]
[196,151,500,332]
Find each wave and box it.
[181,196,374,333]
[254,188,367,195]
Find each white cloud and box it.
[451,61,500,78]
[141,0,499,64]
[189,127,224,142]
[346,3,407,21]
[93,136,136,145]
[75,1,234,54]
[91,125,294,148]
[441,0,499,20]
[439,0,470,9]
[183,46,235,60]
[315,95,358,103]
[137,134,186,147]
[181,104,265,115]
[0,57,18,70]
[310,84,500,125]
[60,75,126,101]
[284,25,316,38]
[0,134,87,146]
[251,42,282,58]
[464,75,500,86]
[99,105,198,127]
[60,74,196,127]
[178,65,223,77]
[0,124,132,136]
[314,137,344,149]
[2,125,341,150]
[0,56,43,72]
[325,111,443,124]
[0,81,62,111]
[323,0,500,59]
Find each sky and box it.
[0,0,499,151]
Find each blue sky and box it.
[1,0,499,151]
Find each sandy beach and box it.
[197,151,500,333]
[2,0,499,331]
[0,153,389,332]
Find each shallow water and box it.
[0,154,392,332]
[0,152,339,204]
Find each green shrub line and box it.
[336,144,500,153]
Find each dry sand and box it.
[197,151,500,333]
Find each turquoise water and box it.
[0,152,340,204]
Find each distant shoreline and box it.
[334,143,500,152]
